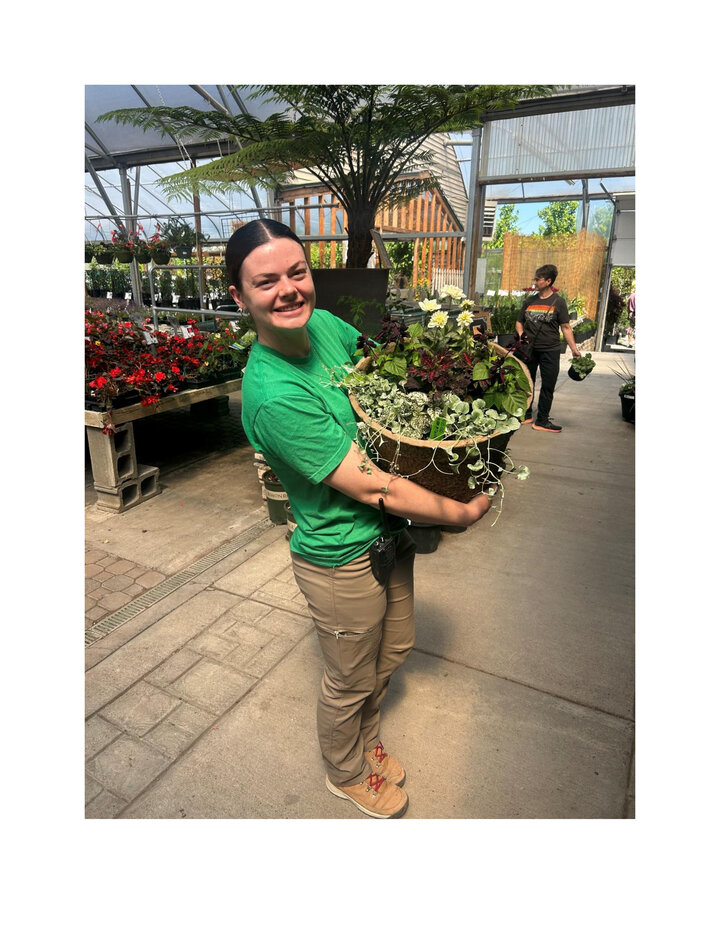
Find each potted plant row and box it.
[85,302,255,416]
[339,285,533,523]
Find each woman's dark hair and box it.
[225,219,304,289]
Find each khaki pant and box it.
[291,529,416,787]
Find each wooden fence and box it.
[500,230,606,319]
[280,188,466,288]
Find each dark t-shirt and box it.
[516,292,569,351]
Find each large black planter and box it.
[311,268,389,334]
[493,333,516,348]
[620,392,635,423]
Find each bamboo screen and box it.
[500,230,606,318]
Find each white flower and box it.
[516,466,530,481]
[428,311,449,329]
[418,298,441,312]
[439,284,466,301]
[457,310,474,329]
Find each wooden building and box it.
[274,133,495,291]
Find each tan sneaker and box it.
[364,740,406,786]
[325,772,408,819]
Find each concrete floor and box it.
[85,351,634,819]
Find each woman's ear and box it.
[228,285,244,310]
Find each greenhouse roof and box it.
[84,84,635,242]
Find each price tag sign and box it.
[180,326,193,339]
[142,331,158,345]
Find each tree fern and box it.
[99,84,555,267]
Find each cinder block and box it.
[86,423,138,489]
[94,464,161,513]
[254,450,267,500]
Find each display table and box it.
[85,377,243,512]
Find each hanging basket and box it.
[349,344,532,504]
[96,247,115,264]
[114,247,133,263]
[134,245,152,263]
[151,248,171,265]
[175,245,193,259]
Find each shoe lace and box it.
[371,741,387,764]
[365,773,385,795]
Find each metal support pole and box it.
[581,179,589,230]
[463,125,484,300]
[190,159,206,312]
[594,194,619,352]
[119,167,143,306]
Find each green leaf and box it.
[501,390,526,415]
[472,362,490,381]
[429,417,447,440]
[381,356,407,379]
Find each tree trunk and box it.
[344,208,375,269]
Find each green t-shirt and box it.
[241,308,404,567]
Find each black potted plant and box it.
[568,353,596,382]
[158,270,174,307]
[86,265,109,297]
[95,243,115,264]
[159,218,204,259]
[612,360,635,423]
[175,271,189,306]
[110,267,130,298]
[489,300,521,347]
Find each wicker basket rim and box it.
[349,341,531,451]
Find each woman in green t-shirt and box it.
[227,219,493,819]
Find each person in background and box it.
[515,264,581,433]
[227,219,493,819]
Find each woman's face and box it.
[230,238,315,340]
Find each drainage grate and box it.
[85,517,274,647]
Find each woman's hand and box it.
[465,491,493,525]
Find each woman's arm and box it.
[561,322,581,357]
[322,441,492,527]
